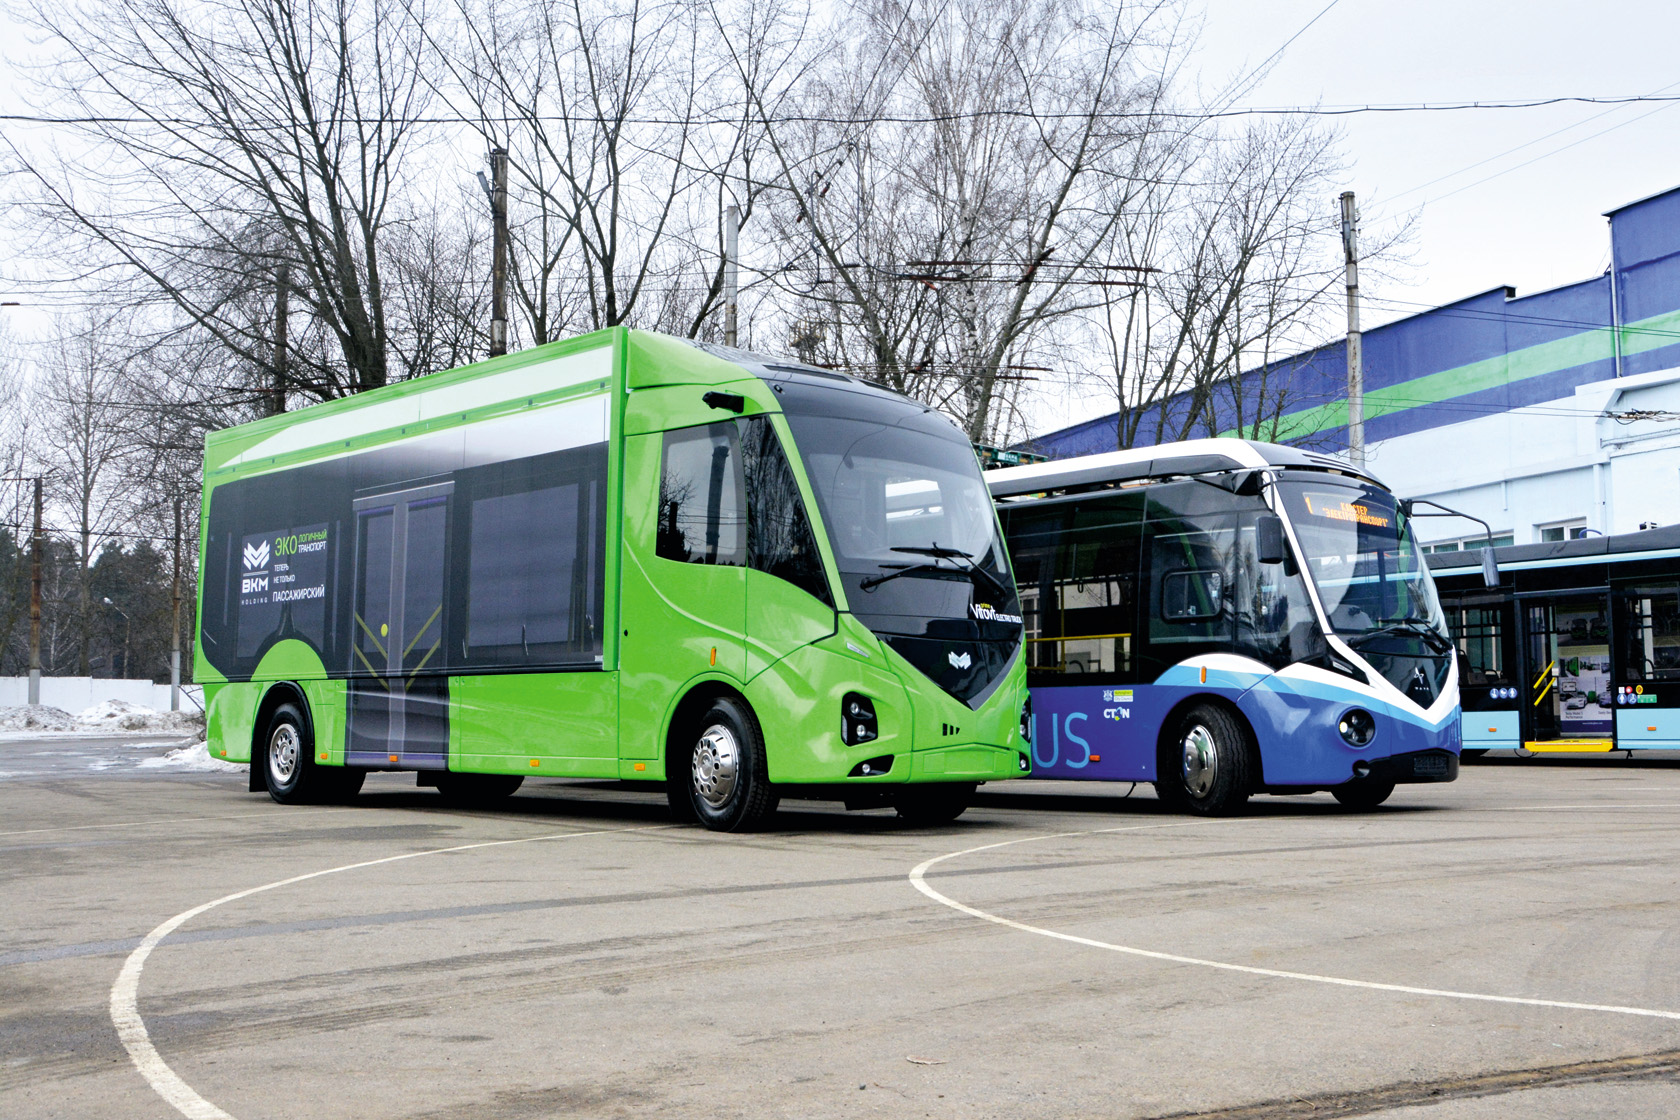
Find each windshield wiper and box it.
[1347,618,1453,654]
[888,544,1011,601]
[859,561,966,592]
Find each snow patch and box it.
[0,701,206,735]
[0,705,77,732]
[75,699,205,733]
[137,742,246,773]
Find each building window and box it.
[1537,520,1587,543]
[1423,534,1513,554]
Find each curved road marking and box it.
[909,822,1680,1023]
[111,825,662,1120]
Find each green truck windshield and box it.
[778,384,1020,706]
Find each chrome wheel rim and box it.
[268,723,300,786]
[1181,725,1217,798]
[692,724,740,809]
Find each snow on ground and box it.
[75,699,205,733]
[0,705,78,732]
[136,741,245,774]
[0,700,206,735]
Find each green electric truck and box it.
[195,328,1029,829]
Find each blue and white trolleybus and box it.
[989,439,1461,813]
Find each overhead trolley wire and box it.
[9,95,1680,132]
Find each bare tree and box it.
[426,0,802,347]
[29,315,142,674]
[732,0,1182,442]
[13,0,438,402]
[1091,115,1350,449]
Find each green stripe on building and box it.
[1219,306,1680,442]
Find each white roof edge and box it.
[985,438,1272,489]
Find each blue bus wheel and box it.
[1169,705,1253,817]
[1332,778,1394,810]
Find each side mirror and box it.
[1256,514,1288,565]
[1481,544,1500,589]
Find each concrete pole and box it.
[170,497,182,712]
[490,147,509,358]
[273,266,289,416]
[28,477,42,706]
[1340,191,1364,468]
[724,204,740,348]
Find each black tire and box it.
[1166,704,1254,816]
[1152,780,1187,809]
[435,772,524,806]
[261,701,328,804]
[1461,748,1489,759]
[321,767,367,802]
[678,698,777,832]
[892,783,974,825]
[666,772,699,823]
[1332,777,1395,810]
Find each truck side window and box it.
[657,423,746,566]
[739,416,833,606]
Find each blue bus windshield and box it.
[1273,478,1447,642]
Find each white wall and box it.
[1369,366,1680,545]
[0,677,204,713]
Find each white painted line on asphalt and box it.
[909,823,1680,1023]
[111,824,666,1120]
[913,822,1680,1027]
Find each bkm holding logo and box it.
[947,650,973,670]
[242,539,271,595]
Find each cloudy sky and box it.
[5,0,1678,381]
[1196,0,1680,323]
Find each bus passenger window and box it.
[1618,587,1680,680]
[657,423,746,566]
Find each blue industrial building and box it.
[1028,184,1680,461]
[1024,185,1680,548]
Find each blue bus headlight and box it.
[842,693,878,745]
[1338,708,1376,748]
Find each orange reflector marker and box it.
[1487,728,1497,733]
[219,749,227,757]
[633,762,646,772]
[530,759,540,767]
[1650,727,1659,732]
[389,754,399,763]
[710,646,717,666]
[1089,754,1101,762]
[1200,666,1207,683]
[319,752,328,761]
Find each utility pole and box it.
[170,497,182,712]
[724,204,740,348]
[489,147,509,358]
[272,265,289,416]
[1340,191,1364,469]
[28,477,42,706]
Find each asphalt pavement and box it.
[4,737,1680,1119]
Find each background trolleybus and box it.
[195,327,1029,830]
[1429,525,1680,756]
[988,439,1461,814]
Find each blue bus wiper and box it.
[889,545,1011,601]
